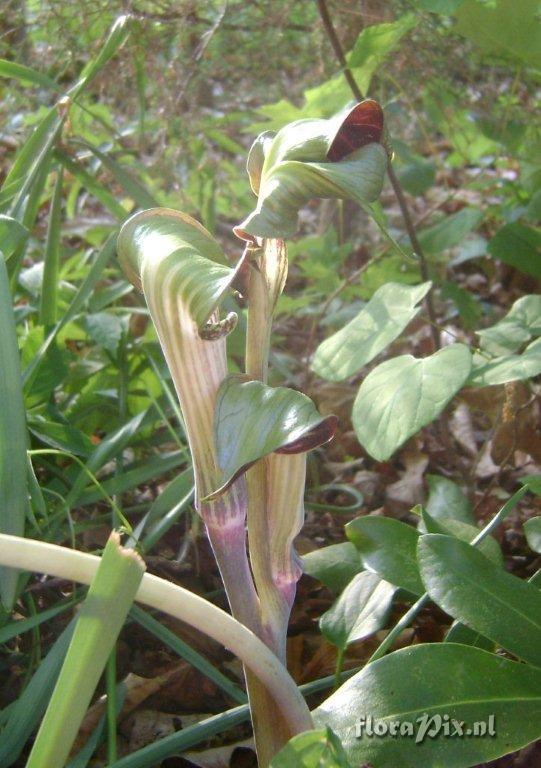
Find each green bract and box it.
[209,374,337,497]
[237,110,387,239]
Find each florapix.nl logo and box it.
[354,714,496,744]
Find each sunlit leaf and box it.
[353,344,472,461]
[312,282,431,382]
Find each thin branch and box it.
[315,0,440,350]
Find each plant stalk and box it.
[315,0,440,350]
[0,533,313,738]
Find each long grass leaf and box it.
[39,167,63,326]
[0,255,28,608]
[83,142,158,209]
[54,148,127,220]
[0,59,60,91]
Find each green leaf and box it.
[117,207,239,331]
[441,282,481,328]
[39,168,63,327]
[0,214,29,259]
[238,123,387,238]
[477,294,541,355]
[346,516,423,595]
[418,534,541,667]
[425,474,474,524]
[270,727,352,768]
[27,415,94,458]
[468,337,541,386]
[210,375,336,496]
[348,15,418,94]
[418,208,483,254]
[320,571,396,650]
[314,643,541,768]
[455,0,541,68]
[0,621,75,767]
[0,59,60,91]
[444,620,495,652]
[301,542,362,594]
[312,282,432,382]
[420,509,502,565]
[26,534,145,768]
[69,15,132,100]
[524,517,541,554]
[396,153,436,196]
[83,142,158,210]
[85,312,124,354]
[488,222,541,278]
[0,256,28,607]
[353,344,472,461]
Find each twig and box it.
[315,0,440,351]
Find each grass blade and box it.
[0,255,28,608]
[39,167,63,326]
[0,59,60,91]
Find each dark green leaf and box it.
[488,222,541,278]
[211,375,336,496]
[346,516,423,595]
[418,534,541,666]
[524,517,541,554]
[418,208,483,254]
[301,543,363,594]
[314,643,541,768]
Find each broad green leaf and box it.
[441,282,481,328]
[425,474,474,524]
[314,643,541,768]
[521,475,541,495]
[455,0,541,68]
[320,571,396,649]
[468,337,541,386]
[301,542,362,594]
[238,110,387,238]
[477,294,541,355]
[420,509,502,565]
[270,728,352,768]
[85,312,124,354]
[0,215,29,259]
[0,256,28,608]
[524,517,541,554]
[353,344,472,461]
[210,375,336,496]
[26,534,145,768]
[346,516,423,595]
[418,534,541,667]
[395,150,435,196]
[488,222,541,278]
[418,208,483,254]
[117,208,239,331]
[348,15,418,94]
[312,282,431,382]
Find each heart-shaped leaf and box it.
[312,281,432,382]
[477,294,541,356]
[314,643,541,768]
[353,344,472,461]
[468,338,541,386]
[209,375,337,497]
[418,534,541,667]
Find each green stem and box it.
[334,646,345,691]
